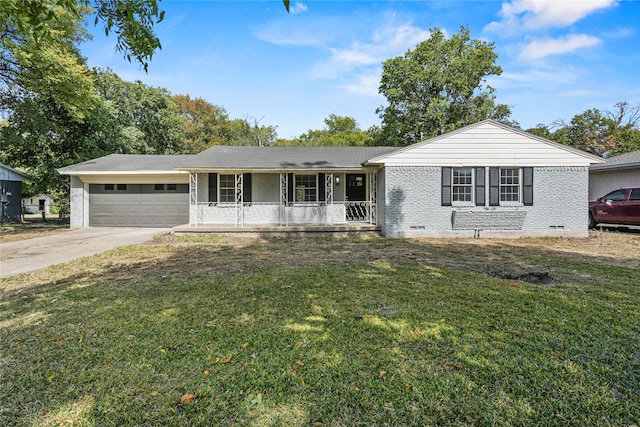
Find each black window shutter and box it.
[208,173,217,203]
[441,167,452,206]
[287,173,294,203]
[475,167,486,206]
[489,167,500,206]
[523,167,534,206]
[318,173,325,202]
[243,173,252,203]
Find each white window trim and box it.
[294,173,318,205]
[218,174,236,204]
[499,167,523,206]
[451,168,474,206]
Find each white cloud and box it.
[485,0,617,34]
[338,73,382,97]
[499,67,580,89]
[602,27,636,39]
[519,34,602,60]
[289,2,308,15]
[256,12,432,96]
[312,21,430,82]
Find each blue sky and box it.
[80,0,640,139]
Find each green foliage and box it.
[529,102,640,157]
[92,68,183,154]
[0,68,184,200]
[1,2,96,121]
[278,114,373,146]
[226,116,279,147]
[2,0,164,73]
[377,26,511,146]
[172,94,233,154]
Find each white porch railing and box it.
[192,201,376,226]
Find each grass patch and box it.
[1,234,639,426]
[0,218,69,243]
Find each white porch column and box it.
[325,173,333,225]
[235,173,243,227]
[369,172,377,225]
[280,172,288,226]
[189,172,197,226]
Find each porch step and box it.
[172,224,381,238]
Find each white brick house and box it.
[59,120,603,237]
[367,120,604,237]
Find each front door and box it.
[346,174,367,221]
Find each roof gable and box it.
[0,163,31,181]
[367,120,604,167]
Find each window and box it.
[500,168,520,202]
[295,174,317,202]
[603,189,627,202]
[117,184,127,191]
[155,184,178,192]
[452,168,473,203]
[630,189,640,201]
[219,174,236,203]
[104,184,114,191]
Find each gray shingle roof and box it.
[57,154,196,174]
[182,146,399,170]
[57,147,400,174]
[591,150,640,170]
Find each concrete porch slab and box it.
[172,223,381,238]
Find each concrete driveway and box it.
[0,227,170,278]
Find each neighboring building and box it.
[58,120,604,237]
[21,194,55,214]
[1,163,31,221]
[589,150,640,200]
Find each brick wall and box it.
[69,176,84,228]
[589,169,640,200]
[382,166,589,238]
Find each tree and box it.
[227,116,278,147]
[0,68,185,204]
[90,68,184,154]
[172,94,233,153]
[1,2,97,121]
[542,102,640,157]
[3,0,291,74]
[376,26,511,146]
[279,114,373,146]
[3,0,164,73]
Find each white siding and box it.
[372,122,599,167]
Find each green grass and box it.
[1,236,639,426]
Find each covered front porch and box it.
[187,171,379,227]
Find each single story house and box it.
[58,120,603,237]
[21,194,56,214]
[1,162,31,221]
[589,149,640,200]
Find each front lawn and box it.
[0,216,70,243]
[1,233,638,426]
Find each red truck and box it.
[589,187,640,228]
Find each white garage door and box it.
[89,184,189,227]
